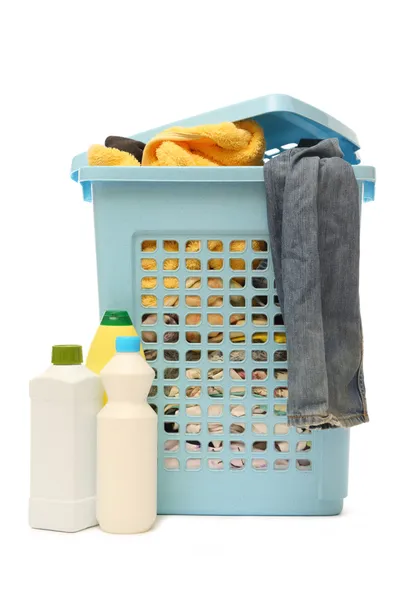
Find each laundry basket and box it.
[71,95,375,516]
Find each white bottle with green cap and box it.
[97,335,157,534]
[29,345,103,532]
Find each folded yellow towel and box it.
[88,119,265,167]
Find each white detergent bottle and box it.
[97,336,157,534]
[29,345,103,532]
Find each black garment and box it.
[105,136,146,163]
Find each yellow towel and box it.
[88,120,265,168]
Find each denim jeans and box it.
[264,139,368,428]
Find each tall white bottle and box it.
[97,336,157,534]
[29,345,102,532]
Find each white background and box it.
[1,1,401,598]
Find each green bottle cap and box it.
[52,345,83,365]
[100,310,133,326]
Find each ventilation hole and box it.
[208,295,223,307]
[252,332,267,344]
[230,258,245,270]
[230,386,246,399]
[296,427,312,435]
[186,386,201,399]
[164,440,179,452]
[281,142,298,150]
[207,313,223,326]
[296,459,312,471]
[186,295,201,307]
[230,440,245,452]
[186,458,201,470]
[164,331,179,344]
[274,459,289,471]
[208,331,223,344]
[252,277,268,289]
[274,314,284,325]
[208,258,223,270]
[251,386,267,399]
[142,295,157,308]
[186,350,201,362]
[230,313,246,326]
[251,240,267,253]
[208,368,223,380]
[274,369,288,381]
[186,422,201,434]
[164,368,179,380]
[230,295,246,307]
[274,350,287,362]
[230,331,245,344]
[164,295,179,307]
[164,422,179,434]
[252,350,267,362]
[296,441,312,452]
[265,148,280,156]
[208,240,223,252]
[208,277,223,289]
[186,276,201,289]
[142,331,157,343]
[164,385,179,398]
[230,423,245,434]
[149,402,157,415]
[152,368,158,380]
[252,313,267,326]
[230,350,245,362]
[208,422,224,434]
[164,458,179,470]
[274,404,287,416]
[142,240,156,252]
[141,258,157,271]
[229,240,246,252]
[252,404,267,416]
[208,459,224,470]
[142,313,157,326]
[163,258,179,271]
[163,240,179,252]
[185,313,201,326]
[252,369,267,381]
[252,441,267,452]
[274,295,280,307]
[252,458,268,470]
[274,441,289,453]
[164,277,179,289]
[186,404,201,416]
[186,331,201,343]
[274,387,288,398]
[252,258,267,271]
[186,258,201,271]
[141,277,157,290]
[164,349,179,362]
[186,368,201,380]
[208,440,223,452]
[208,350,224,362]
[252,423,268,435]
[230,368,245,381]
[230,277,245,289]
[164,313,179,326]
[230,459,245,470]
[252,296,268,307]
[208,386,223,399]
[185,440,201,452]
[144,349,157,362]
[230,404,246,417]
[164,404,179,415]
[148,386,157,398]
[274,423,290,435]
[186,240,201,252]
[208,404,223,417]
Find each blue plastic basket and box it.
[72,95,375,516]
